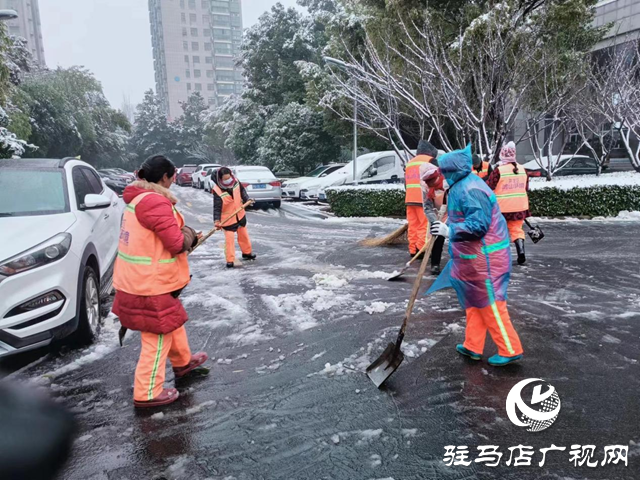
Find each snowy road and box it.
[3,186,640,479]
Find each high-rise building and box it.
[149,0,245,120]
[0,0,46,67]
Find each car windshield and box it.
[182,166,197,173]
[236,169,275,181]
[0,169,69,216]
[307,166,330,177]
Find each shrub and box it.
[327,184,640,218]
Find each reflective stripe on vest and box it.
[494,164,529,213]
[473,161,490,179]
[113,192,190,296]
[213,182,245,227]
[405,155,433,205]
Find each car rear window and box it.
[236,169,276,181]
[0,169,69,216]
[182,166,197,173]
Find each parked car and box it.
[274,170,299,181]
[300,151,413,201]
[98,169,133,185]
[0,158,124,357]
[192,164,221,189]
[176,164,197,186]
[282,164,346,200]
[232,166,282,208]
[98,171,127,196]
[523,155,600,177]
[203,166,220,193]
[104,168,135,183]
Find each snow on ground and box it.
[364,302,394,315]
[532,210,640,223]
[529,171,639,191]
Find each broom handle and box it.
[190,200,253,254]
[524,218,534,230]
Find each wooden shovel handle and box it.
[190,200,253,254]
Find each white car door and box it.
[71,167,117,272]
[363,156,398,184]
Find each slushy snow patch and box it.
[365,302,393,315]
[529,171,639,191]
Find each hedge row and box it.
[326,185,640,218]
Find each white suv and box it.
[0,158,124,357]
[191,163,221,189]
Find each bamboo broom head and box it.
[359,223,408,247]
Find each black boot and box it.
[242,253,257,260]
[431,264,441,276]
[515,239,526,265]
[226,262,235,269]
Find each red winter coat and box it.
[112,182,189,334]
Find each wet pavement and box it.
[2,187,640,480]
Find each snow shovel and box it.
[118,201,254,346]
[524,218,544,244]
[366,234,437,388]
[388,242,429,281]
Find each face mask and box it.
[221,177,234,187]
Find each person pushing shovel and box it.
[428,145,524,367]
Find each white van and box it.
[300,151,409,201]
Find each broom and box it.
[359,223,408,247]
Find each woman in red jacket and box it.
[113,155,208,408]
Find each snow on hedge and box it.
[530,171,640,191]
[326,184,404,192]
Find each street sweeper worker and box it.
[486,141,530,265]
[405,140,439,258]
[419,161,447,275]
[428,144,524,367]
[112,155,209,408]
[472,154,491,180]
[212,167,256,268]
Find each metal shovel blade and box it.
[388,264,410,281]
[527,225,545,244]
[366,342,405,388]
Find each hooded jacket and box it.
[112,181,192,334]
[212,170,250,231]
[430,145,511,309]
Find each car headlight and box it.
[0,233,72,278]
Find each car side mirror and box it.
[371,169,378,177]
[82,194,111,210]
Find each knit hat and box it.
[416,140,438,158]
[499,141,517,163]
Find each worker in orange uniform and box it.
[212,167,255,268]
[113,155,209,408]
[405,140,439,257]
[472,154,491,180]
[485,141,530,265]
[428,145,524,366]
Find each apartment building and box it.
[149,0,245,120]
[0,0,46,66]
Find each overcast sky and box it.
[38,0,302,109]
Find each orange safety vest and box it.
[473,161,490,179]
[494,164,529,213]
[113,192,190,296]
[405,154,434,205]
[212,182,245,227]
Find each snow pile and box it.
[530,171,640,191]
[364,302,393,315]
[313,273,348,288]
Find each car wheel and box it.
[273,200,281,209]
[74,265,102,345]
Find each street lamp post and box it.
[0,10,18,21]
[324,56,359,185]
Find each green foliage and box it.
[529,186,640,217]
[326,186,405,217]
[327,184,640,218]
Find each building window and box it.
[214,44,232,55]
[186,70,191,78]
[187,83,192,91]
[194,69,201,78]
[192,42,200,51]
[208,97,216,106]
[183,41,189,51]
[188,0,196,8]
[203,14,210,24]
[191,27,198,36]
[182,27,188,36]
[184,55,190,63]
[195,83,202,91]
[214,56,234,68]
[189,13,197,23]
[205,56,213,64]
[181,13,186,23]
[205,43,212,51]
[204,28,211,37]
[207,70,214,78]
[208,83,215,91]
[193,56,200,63]
[201,0,208,8]
[180,0,185,7]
